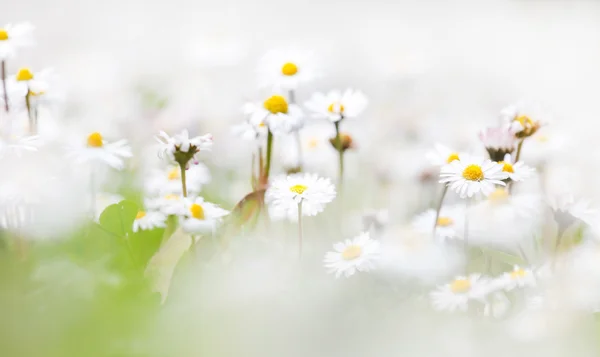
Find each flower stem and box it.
[433,184,449,235]
[25,90,34,134]
[264,130,274,181]
[334,120,344,184]
[298,201,303,259]
[514,139,525,162]
[1,60,8,113]
[180,164,187,197]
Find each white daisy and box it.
[67,132,132,170]
[11,67,53,96]
[324,232,380,278]
[425,143,462,167]
[231,112,268,142]
[412,205,464,241]
[304,89,368,122]
[439,155,508,198]
[132,210,167,232]
[244,93,304,136]
[179,196,229,234]
[430,274,488,312]
[145,164,211,197]
[265,173,336,222]
[499,153,535,182]
[0,22,34,59]
[500,104,542,139]
[501,265,536,291]
[155,129,213,163]
[0,135,42,157]
[479,126,517,162]
[257,48,317,90]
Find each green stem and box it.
[334,121,344,184]
[298,201,303,259]
[514,139,524,162]
[265,130,274,181]
[25,89,33,134]
[180,164,187,197]
[433,185,448,235]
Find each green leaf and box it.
[98,200,138,238]
[130,228,164,268]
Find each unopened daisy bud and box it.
[479,126,517,162]
[328,133,354,152]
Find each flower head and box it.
[498,153,535,182]
[501,265,536,291]
[179,196,229,234]
[257,48,317,90]
[244,93,304,136]
[324,232,380,278]
[439,155,508,198]
[479,126,518,162]
[412,205,464,241]
[304,89,368,122]
[265,173,336,222]
[133,210,167,232]
[0,22,34,59]
[430,274,489,312]
[426,144,463,167]
[156,130,212,166]
[67,132,132,170]
[501,105,542,139]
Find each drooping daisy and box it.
[501,265,536,291]
[324,232,380,278]
[430,274,489,312]
[156,129,213,164]
[0,22,34,59]
[0,135,42,158]
[179,196,229,235]
[412,205,464,241]
[479,126,517,162]
[244,93,304,136]
[68,132,132,170]
[265,173,336,222]
[439,155,508,198]
[498,153,535,182]
[425,143,462,167]
[132,210,167,232]
[304,89,368,122]
[257,48,317,90]
[501,104,542,139]
[145,164,211,197]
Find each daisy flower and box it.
[265,173,336,222]
[11,67,53,96]
[479,126,517,162]
[304,89,368,122]
[324,232,380,278]
[132,210,167,232]
[439,155,508,198]
[501,104,542,139]
[501,265,536,291]
[498,153,535,182]
[156,129,213,164]
[430,274,488,312]
[68,132,132,170]
[179,196,229,235]
[425,143,462,167]
[412,205,464,241]
[0,22,34,59]
[257,48,317,90]
[145,164,211,197]
[244,93,304,136]
[231,112,268,141]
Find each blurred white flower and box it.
[156,129,213,163]
[412,205,464,241]
[426,143,462,167]
[499,153,535,182]
[67,132,132,170]
[244,93,304,136]
[479,126,517,162]
[146,193,185,216]
[324,232,380,278]
[0,135,41,157]
[179,196,229,235]
[501,265,536,291]
[231,113,268,142]
[304,89,368,122]
[500,104,543,139]
[439,155,508,198]
[548,194,600,233]
[257,48,317,90]
[430,274,488,312]
[133,210,167,232]
[145,164,210,197]
[11,67,53,96]
[0,22,34,59]
[265,173,336,222]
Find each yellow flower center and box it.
[263,95,288,114]
[0,29,8,41]
[488,188,509,202]
[87,132,103,147]
[341,245,362,260]
[328,103,345,113]
[515,115,533,128]
[447,153,460,163]
[510,268,527,279]
[167,168,180,180]
[16,68,34,82]
[289,184,307,195]
[436,217,454,227]
[164,194,180,200]
[499,161,514,173]
[450,279,471,294]
[462,164,484,181]
[307,138,319,149]
[136,211,146,220]
[281,62,298,76]
[190,203,205,220]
